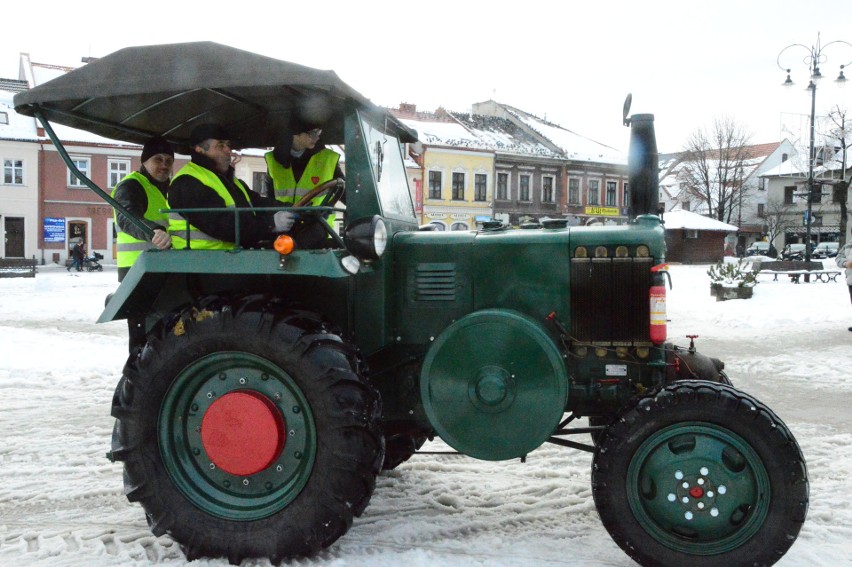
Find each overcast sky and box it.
[2,0,851,152]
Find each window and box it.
[811,183,822,204]
[252,171,270,197]
[757,203,766,218]
[568,178,580,204]
[519,174,531,201]
[474,173,487,201]
[451,222,469,231]
[3,159,23,185]
[606,181,617,206]
[108,159,130,189]
[542,176,554,203]
[452,172,465,200]
[68,157,91,187]
[428,171,442,199]
[0,111,8,125]
[682,200,691,211]
[686,229,698,239]
[588,179,600,205]
[496,172,508,200]
[781,153,789,162]
[784,186,795,205]
[759,178,767,191]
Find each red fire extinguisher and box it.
[649,264,669,345]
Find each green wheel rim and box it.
[626,422,770,555]
[159,352,316,520]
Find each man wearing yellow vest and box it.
[111,136,175,352]
[168,124,294,250]
[265,117,344,248]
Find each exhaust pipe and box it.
[623,96,660,219]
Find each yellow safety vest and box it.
[167,162,255,250]
[265,149,339,229]
[112,171,169,268]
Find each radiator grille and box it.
[570,256,652,344]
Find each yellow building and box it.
[421,147,493,230]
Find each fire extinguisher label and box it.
[650,296,666,324]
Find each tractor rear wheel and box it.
[109,296,383,563]
[591,381,808,567]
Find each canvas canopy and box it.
[14,41,417,150]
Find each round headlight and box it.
[344,215,388,260]
[373,218,387,257]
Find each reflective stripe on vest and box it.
[167,162,254,250]
[111,171,169,268]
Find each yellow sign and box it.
[584,206,620,216]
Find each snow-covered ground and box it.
[1,261,851,566]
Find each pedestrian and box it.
[168,123,293,249]
[265,116,344,248]
[67,241,84,272]
[836,240,852,332]
[111,136,175,352]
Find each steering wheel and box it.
[294,178,345,208]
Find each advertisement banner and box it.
[44,218,66,243]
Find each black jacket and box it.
[169,153,279,247]
[113,166,169,242]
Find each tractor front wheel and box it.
[591,381,808,567]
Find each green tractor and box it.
[15,42,808,566]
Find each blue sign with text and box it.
[44,217,66,243]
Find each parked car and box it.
[781,243,814,260]
[812,242,839,259]
[745,241,770,256]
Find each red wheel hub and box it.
[201,391,285,476]
[689,486,704,499]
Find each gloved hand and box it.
[274,211,296,232]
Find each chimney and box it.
[399,102,417,114]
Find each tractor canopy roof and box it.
[14,41,417,151]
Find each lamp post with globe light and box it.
[777,34,851,270]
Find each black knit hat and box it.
[140,136,174,162]
[288,115,320,135]
[189,123,231,147]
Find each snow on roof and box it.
[760,159,805,177]
[503,106,627,165]
[396,103,625,165]
[399,118,484,149]
[0,91,38,141]
[663,209,738,231]
[450,113,561,158]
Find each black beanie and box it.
[189,123,231,147]
[288,115,319,135]
[140,136,174,163]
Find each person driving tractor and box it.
[265,116,344,248]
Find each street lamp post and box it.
[777,34,852,270]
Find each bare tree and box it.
[826,105,849,246]
[679,117,753,224]
[763,199,798,257]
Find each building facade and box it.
[0,89,39,259]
